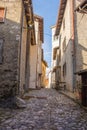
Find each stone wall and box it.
[0,0,22,98]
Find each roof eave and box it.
[55,0,67,36]
[23,0,36,45]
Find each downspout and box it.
[71,0,76,92]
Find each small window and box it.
[0,7,5,23]
[63,37,66,52]
[53,35,58,41]
[59,50,61,62]
[63,62,66,77]
[0,39,3,64]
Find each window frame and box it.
[0,7,6,23]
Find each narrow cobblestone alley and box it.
[0,88,87,130]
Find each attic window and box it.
[0,7,5,23]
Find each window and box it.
[63,18,65,30]
[53,35,58,41]
[59,50,61,62]
[63,37,66,52]
[59,35,61,45]
[0,7,5,23]
[63,62,66,77]
[0,39,3,64]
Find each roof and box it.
[34,14,44,43]
[50,25,56,29]
[42,60,48,67]
[55,0,67,35]
[75,0,87,13]
[22,0,36,45]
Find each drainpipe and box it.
[71,0,76,92]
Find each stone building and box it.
[55,0,87,95]
[0,0,36,98]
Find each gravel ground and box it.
[0,88,87,130]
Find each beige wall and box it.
[19,9,27,94]
[59,0,73,91]
[29,20,38,88]
[37,42,42,88]
[58,0,87,91]
[29,20,42,88]
[29,44,37,88]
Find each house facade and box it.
[29,14,44,89]
[50,25,59,88]
[55,0,87,94]
[0,0,36,98]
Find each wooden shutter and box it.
[0,8,5,22]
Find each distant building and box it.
[41,58,48,88]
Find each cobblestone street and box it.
[0,88,87,130]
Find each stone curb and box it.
[59,91,87,111]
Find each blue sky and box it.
[32,0,59,67]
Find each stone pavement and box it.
[0,88,87,130]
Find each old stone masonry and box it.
[0,88,87,130]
